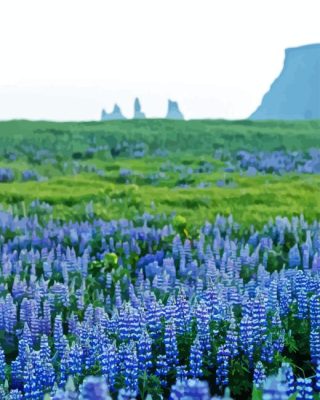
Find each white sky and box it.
[0,0,319,121]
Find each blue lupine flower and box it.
[0,168,14,182]
[263,373,289,400]
[40,335,51,362]
[253,361,266,389]
[296,377,313,400]
[289,244,301,268]
[240,315,254,363]
[310,295,320,330]
[0,348,5,382]
[316,363,320,392]
[69,342,83,376]
[189,337,203,378]
[8,389,23,400]
[117,388,137,400]
[169,379,211,400]
[175,289,191,335]
[225,319,239,358]
[216,345,231,387]
[124,346,139,393]
[297,289,308,320]
[60,349,70,388]
[195,300,211,352]
[54,315,64,356]
[310,330,320,365]
[101,343,118,389]
[261,337,275,364]
[176,365,188,381]
[137,330,153,371]
[164,320,179,367]
[156,354,169,385]
[79,376,111,400]
[23,360,42,400]
[252,295,267,345]
[279,362,295,396]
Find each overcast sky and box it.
[0,0,319,121]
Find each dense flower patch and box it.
[0,209,320,398]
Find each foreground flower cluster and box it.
[0,209,320,399]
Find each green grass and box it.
[1,119,320,154]
[1,172,320,228]
[0,119,319,227]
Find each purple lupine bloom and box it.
[310,329,320,365]
[23,360,42,400]
[119,305,142,342]
[169,379,211,400]
[146,296,164,339]
[137,330,152,372]
[253,361,266,389]
[101,343,118,389]
[124,346,139,393]
[8,389,23,399]
[289,244,301,268]
[216,345,231,387]
[296,377,313,400]
[60,349,70,388]
[156,354,169,386]
[11,358,23,389]
[316,363,320,392]
[164,320,179,367]
[195,300,211,352]
[21,323,33,349]
[225,319,239,358]
[40,335,51,362]
[240,315,254,363]
[261,337,275,364]
[310,295,320,330]
[189,337,203,378]
[117,388,137,400]
[0,168,14,182]
[22,170,39,182]
[54,315,66,357]
[297,289,308,320]
[176,365,188,382]
[69,342,83,376]
[263,374,288,400]
[175,289,191,335]
[0,348,5,382]
[42,300,52,335]
[279,362,295,396]
[0,386,7,399]
[79,376,111,400]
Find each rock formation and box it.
[133,98,146,119]
[101,104,126,121]
[166,100,184,120]
[250,43,320,120]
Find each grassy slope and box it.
[0,119,320,227]
[1,119,320,153]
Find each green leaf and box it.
[252,385,263,400]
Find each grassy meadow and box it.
[0,119,320,227]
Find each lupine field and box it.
[1,119,320,399]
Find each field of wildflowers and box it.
[0,119,320,399]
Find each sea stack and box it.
[101,104,126,121]
[250,43,320,120]
[133,98,146,119]
[166,99,184,120]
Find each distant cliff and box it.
[101,98,185,120]
[133,98,145,119]
[166,100,184,120]
[250,44,320,120]
[101,104,126,121]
